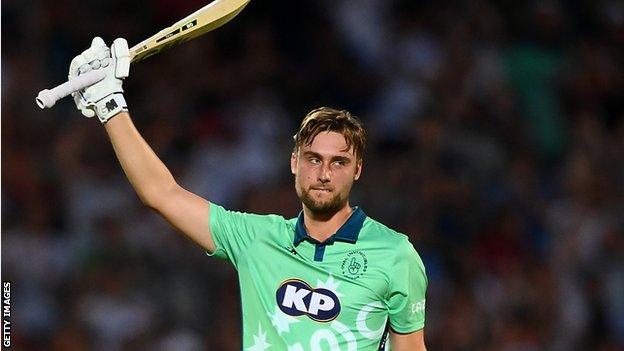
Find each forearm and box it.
[390,329,426,351]
[66,38,215,251]
[104,111,177,207]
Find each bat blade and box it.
[130,0,250,62]
[35,0,251,109]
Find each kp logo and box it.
[276,279,341,322]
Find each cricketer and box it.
[66,37,428,350]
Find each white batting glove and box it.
[69,37,130,123]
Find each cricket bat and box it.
[36,0,250,109]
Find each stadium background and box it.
[2,0,623,349]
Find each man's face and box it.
[291,131,362,216]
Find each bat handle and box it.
[36,70,107,109]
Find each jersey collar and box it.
[294,207,367,246]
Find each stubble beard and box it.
[298,186,349,217]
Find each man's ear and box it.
[354,160,363,181]
[290,152,297,175]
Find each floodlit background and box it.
[2,0,624,349]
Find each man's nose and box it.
[318,163,331,183]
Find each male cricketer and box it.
[68,37,428,350]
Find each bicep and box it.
[151,185,216,252]
[389,328,426,351]
[386,242,428,332]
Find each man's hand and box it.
[68,37,130,123]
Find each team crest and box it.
[341,250,367,279]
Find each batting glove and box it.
[69,37,130,123]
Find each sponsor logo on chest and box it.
[275,279,341,322]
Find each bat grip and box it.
[36,70,107,109]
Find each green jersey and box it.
[208,203,427,350]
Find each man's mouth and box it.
[310,187,332,193]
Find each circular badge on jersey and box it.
[341,250,368,279]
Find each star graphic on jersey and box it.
[246,322,271,351]
[316,273,344,298]
[267,306,299,335]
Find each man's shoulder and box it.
[361,216,423,261]
[210,202,293,228]
[362,216,410,244]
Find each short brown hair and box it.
[293,107,366,161]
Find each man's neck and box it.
[303,204,353,243]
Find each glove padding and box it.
[69,37,130,123]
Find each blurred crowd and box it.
[2,0,624,350]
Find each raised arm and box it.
[105,112,216,251]
[67,37,216,252]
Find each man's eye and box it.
[332,161,345,167]
[309,158,320,164]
